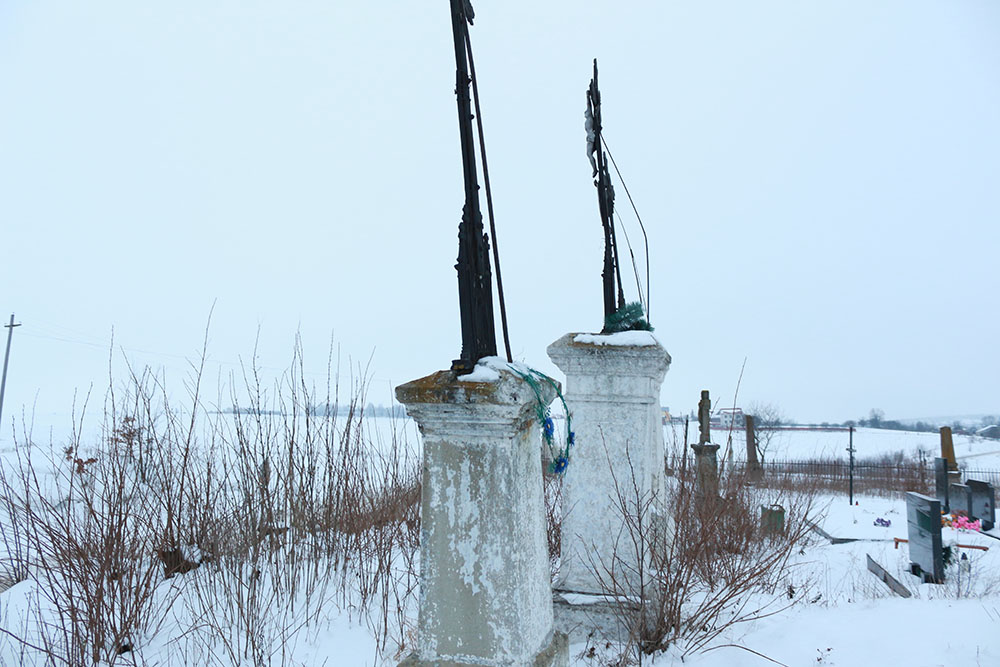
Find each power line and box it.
[16,327,401,387]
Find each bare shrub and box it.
[544,472,564,579]
[744,402,785,464]
[179,345,421,664]
[591,451,816,662]
[0,339,422,665]
[0,403,179,665]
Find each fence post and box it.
[847,426,855,505]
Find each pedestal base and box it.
[396,362,562,667]
[398,630,569,667]
[547,332,671,596]
[552,592,638,645]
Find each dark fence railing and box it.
[666,454,1000,497]
[758,459,933,495]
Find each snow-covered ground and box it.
[639,494,1000,666]
[3,416,1000,666]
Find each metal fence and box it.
[758,459,933,496]
[666,456,1000,497]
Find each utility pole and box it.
[0,313,21,434]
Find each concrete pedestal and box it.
[691,442,720,502]
[547,332,671,598]
[396,363,568,667]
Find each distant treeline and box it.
[222,403,407,418]
[788,419,998,436]
[845,419,948,433]
[842,409,999,435]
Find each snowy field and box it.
[2,415,999,666]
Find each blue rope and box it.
[508,365,574,474]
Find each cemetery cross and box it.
[586,60,627,329]
[698,389,711,444]
[449,0,498,374]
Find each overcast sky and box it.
[1,0,998,440]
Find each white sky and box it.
[1,0,998,438]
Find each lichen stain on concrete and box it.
[396,370,500,406]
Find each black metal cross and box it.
[586,60,625,329]
[449,0,497,374]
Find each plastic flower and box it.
[953,515,982,532]
[568,431,576,446]
[551,456,568,474]
[944,514,982,532]
[543,417,555,439]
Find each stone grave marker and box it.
[941,427,960,484]
[934,457,950,514]
[950,482,972,518]
[967,479,995,530]
[905,491,944,584]
[690,390,720,502]
[760,504,784,535]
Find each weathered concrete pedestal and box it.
[396,364,568,667]
[691,442,720,502]
[547,332,670,640]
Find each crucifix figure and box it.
[586,60,626,330]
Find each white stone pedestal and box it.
[396,363,568,667]
[547,332,671,599]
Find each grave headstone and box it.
[690,390,720,502]
[967,480,995,531]
[934,457,950,514]
[760,504,785,535]
[950,482,972,518]
[906,492,944,584]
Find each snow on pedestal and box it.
[547,332,671,599]
[396,361,568,667]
